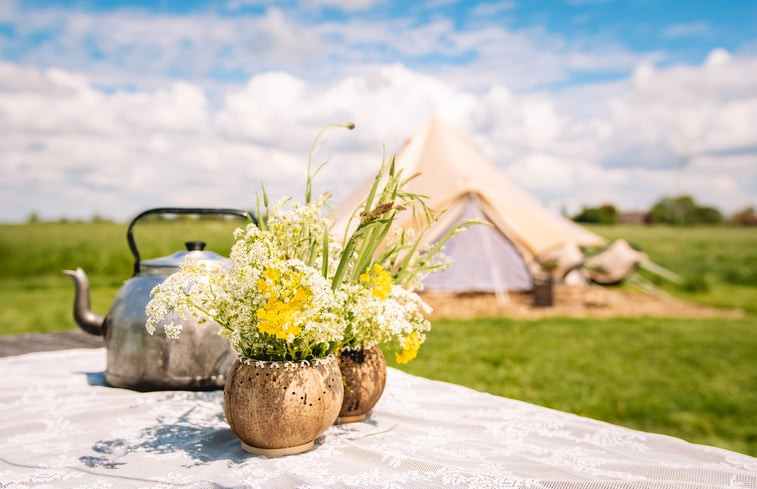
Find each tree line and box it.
[572,195,757,226]
[21,197,757,226]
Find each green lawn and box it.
[2,221,756,456]
[585,224,757,313]
[0,219,240,334]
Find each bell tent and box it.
[329,117,606,294]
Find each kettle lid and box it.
[140,241,227,275]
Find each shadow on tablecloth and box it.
[80,409,249,468]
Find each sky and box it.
[1,0,757,222]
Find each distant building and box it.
[617,211,650,225]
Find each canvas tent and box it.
[329,117,606,294]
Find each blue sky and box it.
[6,0,756,89]
[1,0,756,221]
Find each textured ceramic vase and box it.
[337,345,387,423]
[223,355,343,456]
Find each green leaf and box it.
[321,226,329,279]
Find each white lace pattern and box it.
[0,348,755,488]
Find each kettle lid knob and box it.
[185,240,206,251]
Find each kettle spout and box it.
[63,268,105,336]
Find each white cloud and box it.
[2,47,757,222]
[0,0,18,21]
[224,0,272,10]
[3,6,323,92]
[0,61,65,93]
[226,0,378,12]
[215,72,310,145]
[2,2,651,97]
[470,2,516,17]
[302,0,378,11]
[603,52,757,166]
[662,21,711,39]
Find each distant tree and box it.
[649,195,694,225]
[730,206,757,226]
[573,204,617,224]
[90,214,113,223]
[693,206,723,224]
[648,195,723,225]
[26,212,41,223]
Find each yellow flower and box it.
[256,266,309,340]
[263,267,281,283]
[359,263,392,300]
[394,331,422,364]
[257,297,302,339]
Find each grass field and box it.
[0,219,240,334]
[1,221,756,455]
[586,224,757,313]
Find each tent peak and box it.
[329,118,607,292]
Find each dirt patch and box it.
[420,284,744,320]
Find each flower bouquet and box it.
[145,122,475,451]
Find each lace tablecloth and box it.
[1,348,755,489]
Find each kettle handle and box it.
[126,207,255,276]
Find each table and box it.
[1,348,755,488]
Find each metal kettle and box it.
[64,207,252,391]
